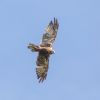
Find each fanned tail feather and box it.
[28,43,40,52]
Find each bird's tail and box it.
[28,43,40,52]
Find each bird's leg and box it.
[28,43,40,52]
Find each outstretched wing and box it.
[41,18,59,47]
[36,50,50,83]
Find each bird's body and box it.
[28,18,59,82]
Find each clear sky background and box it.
[0,0,100,100]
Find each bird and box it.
[28,18,59,83]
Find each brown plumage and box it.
[28,18,59,83]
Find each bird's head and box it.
[50,50,55,54]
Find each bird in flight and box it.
[28,18,59,83]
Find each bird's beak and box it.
[51,50,55,54]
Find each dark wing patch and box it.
[41,18,59,47]
[36,50,50,83]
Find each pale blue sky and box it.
[0,0,100,100]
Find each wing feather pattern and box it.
[36,50,50,82]
[41,18,59,47]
